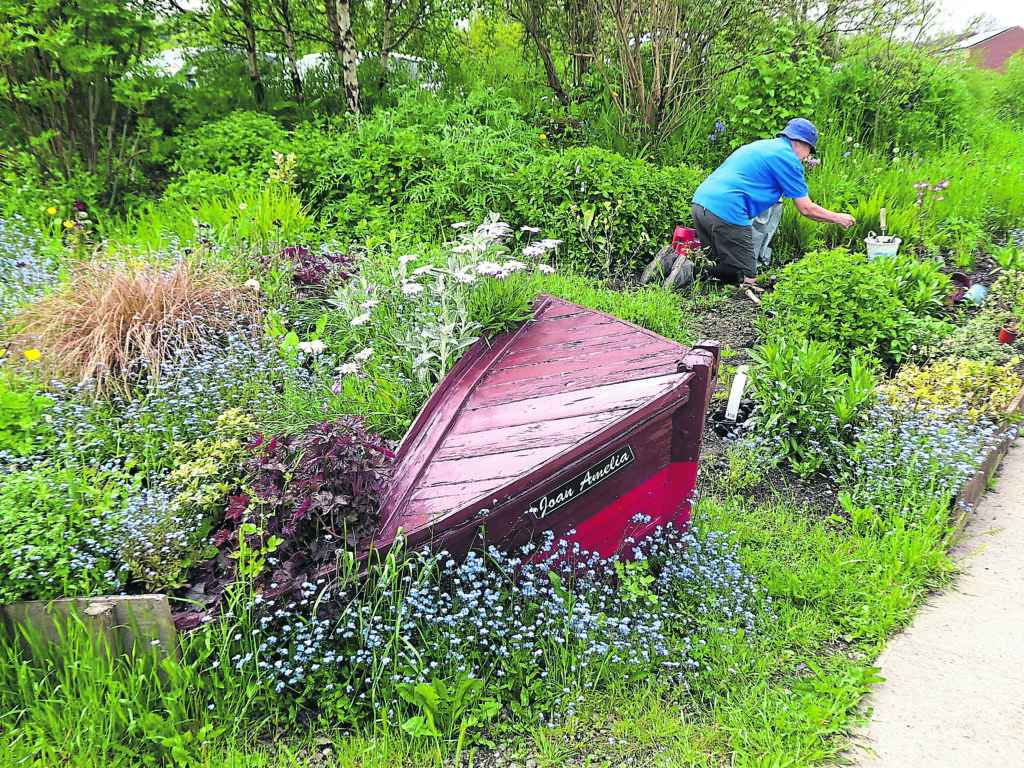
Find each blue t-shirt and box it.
[693,137,809,226]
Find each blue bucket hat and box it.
[777,118,819,152]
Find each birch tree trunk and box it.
[239,0,265,104]
[331,0,360,113]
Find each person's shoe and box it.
[663,257,694,290]
[641,246,678,284]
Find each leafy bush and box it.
[761,248,910,363]
[6,260,254,394]
[748,336,875,476]
[0,465,129,603]
[721,26,827,149]
[877,356,1021,422]
[871,251,952,318]
[174,110,288,178]
[516,146,704,275]
[178,417,394,627]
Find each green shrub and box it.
[761,247,909,363]
[175,110,288,178]
[0,464,129,603]
[993,52,1024,127]
[821,43,976,152]
[721,25,828,150]
[748,336,875,476]
[516,147,703,275]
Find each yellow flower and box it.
[23,349,41,361]
[46,206,57,215]
[539,133,547,140]
[63,220,74,229]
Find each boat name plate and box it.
[531,445,635,520]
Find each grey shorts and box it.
[691,204,757,279]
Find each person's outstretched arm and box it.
[792,196,855,228]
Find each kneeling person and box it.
[645,118,855,289]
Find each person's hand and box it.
[834,213,855,229]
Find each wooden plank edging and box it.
[948,382,1024,539]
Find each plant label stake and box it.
[725,365,749,421]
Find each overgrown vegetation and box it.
[3,1,1024,766]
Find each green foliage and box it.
[871,251,951,318]
[878,356,1021,421]
[397,675,500,742]
[722,26,827,149]
[761,248,909,363]
[821,42,976,152]
[0,0,160,206]
[173,110,288,178]
[748,336,875,476]
[0,375,54,456]
[992,242,1024,273]
[0,464,129,603]
[993,52,1024,127]
[517,147,703,275]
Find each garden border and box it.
[5,385,1022,658]
[948,382,1024,540]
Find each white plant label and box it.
[725,365,749,421]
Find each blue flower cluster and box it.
[839,401,1001,515]
[207,519,773,726]
[0,216,60,317]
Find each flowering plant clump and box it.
[839,402,1000,522]
[177,417,394,627]
[0,216,60,317]
[200,520,771,729]
[877,356,1021,422]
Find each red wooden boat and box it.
[368,295,720,561]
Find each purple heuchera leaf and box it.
[175,416,395,629]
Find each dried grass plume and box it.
[6,259,256,393]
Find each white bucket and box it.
[865,236,901,261]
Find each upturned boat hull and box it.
[368,295,720,560]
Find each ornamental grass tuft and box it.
[5,259,256,394]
